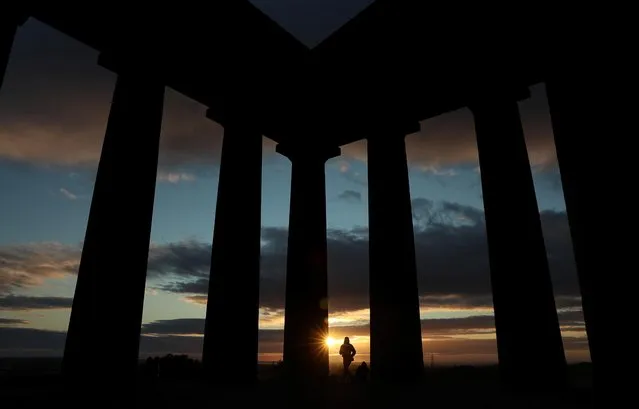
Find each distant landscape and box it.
[0,356,593,408]
[0,355,593,386]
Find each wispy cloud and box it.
[0,242,80,293]
[59,188,77,200]
[337,190,362,202]
[337,160,367,186]
[157,172,196,184]
[419,165,458,177]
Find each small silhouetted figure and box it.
[339,337,356,378]
[355,361,369,383]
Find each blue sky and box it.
[0,9,588,366]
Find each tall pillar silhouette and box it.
[545,77,608,387]
[63,71,164,382]
[0,12,27,92]
[202,116,262,383]
[277,143,340,381]
[470,93,567,391]
[367,123,424,382]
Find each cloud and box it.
[337,189,362,202]
[59,188,77,200]
[157,172,196,184]
[1,21,559,174]
[147,198,581,317]
[419,165,458,177]
[142,318,204,336]
[340,84,560,171]
[0,305,586,360]
[0,242,80,294]
[0,198,582,322]
[0,327,66,356]
[0,198,587,361]
[0,20,224,170]
[0,295,73,310]
[0,318,28,325]
[336,159,367,186]
[1,198,581,314]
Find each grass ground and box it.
[0,360,593,408]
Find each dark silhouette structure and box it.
[202,114,262,384]
[368,122,425,382]
[470,92,566,390]
[0,12,26,90]
[1,0,607,395]
[278,143,339,381]
[355,362,370,383]
[63,72,165,386]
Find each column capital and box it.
[366,121,421,141]
[276,142,340,163]
[205,107,261,133]
[97,51,163,80]
[468,86,531,112]
[18,13,28,25]
[2,11,28,25]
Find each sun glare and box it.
[325,336,337,347]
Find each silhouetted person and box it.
[339,337,356,378]
[355,361,369,383]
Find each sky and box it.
[0,1,589,367]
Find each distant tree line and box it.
[141,354,202,380]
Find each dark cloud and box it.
[149,198,581,315]
[147,240,211,279]
[0,300,588,360]
[0,327,66,356]
[0,197,581,319]
[1,21,559,174]
[0,318,28,325]
[0,198,586,359]
[0,242,80,293]
[0,20,223,170]
[0,325,281,358]
[140,318,282,347]
[142,318,204,335]
[418,293,582,311]
[0,295,73,310]
[341,84,560,172]
[0,306,584,358]
[337,189,362,202]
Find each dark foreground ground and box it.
[1,361,593,408]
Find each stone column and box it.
[470,93,567,390]
[545,77,605,386]
[0,12,26,92]
[367,123,424,382]
[277,143,340,381]
[202,116,262,383]
[63,70,164,383]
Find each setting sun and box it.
[325,336,338,347]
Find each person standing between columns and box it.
[339,337,357,379]
[276,142,340,382]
